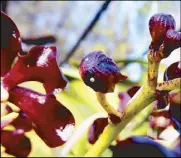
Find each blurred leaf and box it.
[61,67,81,80]
[101,148,113,157]
[26,130,54,157]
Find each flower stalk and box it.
[84,86,155,157]
[157,78,181,91]
[96,92,123,124]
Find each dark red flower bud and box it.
[9,86,75,147]
[149,13,175,48]
[2,46,67,94]
[88,118,108,144]
[164,61,181,81]
[1,11,22,76]
[149,13,181,58]
[79,51,127,93]
[1,129,31,157]
[11,111,33,132]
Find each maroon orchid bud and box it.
[79,51,127,93]
[1,11,22,76]
[88,118,108,144]
[1,129,31,157]
[2,46,67,94]
[149,13,175,49]
[149,13,181,58]
[11,111,33,132]
[164,61,181,81]
[9,86,75,148]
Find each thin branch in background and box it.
[1,1,8,13]
[60,0,112,66]
[22,35,57,45]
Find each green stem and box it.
[96,92,123,124]
[84,86,155,157]
[157,78,181,91]
[115,59,148,66]
[147,53,160,89]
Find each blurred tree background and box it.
[5,1,180,82]
[1,1,180,157]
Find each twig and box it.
[1,1,8,13]
[22,35,56,45]
[115,58,148,66]
[157,78,181,91]
[60,0,112,66]
[96,92,123,124]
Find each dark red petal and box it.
[11,111,33,132]
[149,109,174,130]
[79,51,127,93]
[155,90,169,109]
[164,61,181,81]
[170,102,181,122]
[1,129,31,157]
[88,118,108,144]
[111,136,175,157]
[9,86,75,148]
[127,85,141,98]
[1,11,22,76]
[4,104,13,113]
[3,105,33,132]
[2,46,67,94]
[149,13,175,50]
